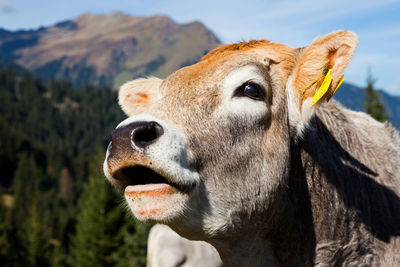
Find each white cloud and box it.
[0,0,13,13]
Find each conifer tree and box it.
[69,172,108,267]
[11,154,41,228]
[69,150,149,266]
[363,69,388,122]
[109,219,150,267]
[11,153,51,266]
[0,199,12,264]
[24,196,50,266]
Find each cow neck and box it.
[208,138,316,267]
[210,233,280,266]
[268,137,317,266]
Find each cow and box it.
[104,30,400,266]
[147,224,223,267]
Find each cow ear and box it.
[288,30,358,133]
[118,77,163,116]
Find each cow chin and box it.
[124,183,190,222]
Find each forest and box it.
[0,68,150,266]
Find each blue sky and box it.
[1,0,399,95]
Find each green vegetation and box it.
[363,70,388,122]
[0,69,149,266]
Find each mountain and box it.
[0,58,24,71]
[334,82,400,129]
[0,12,221,89]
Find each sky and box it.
[1,0,400,95]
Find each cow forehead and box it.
[160,40,296,98]
[202,40,295,63]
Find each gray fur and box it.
[105,50,400,266]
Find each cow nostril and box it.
[132,121,164,149]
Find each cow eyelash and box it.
[234,81,266,101]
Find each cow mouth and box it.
[113,165,189,193]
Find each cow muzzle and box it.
[103,114,200,221]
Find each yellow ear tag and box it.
[310,69,332,107]
[326,74,344,102]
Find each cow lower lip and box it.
[125,183,173,193]
[125,183,177,198]
[124,182,189,221]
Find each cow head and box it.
[104,31,357,242]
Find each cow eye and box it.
[235,82,265,101]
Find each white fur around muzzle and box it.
[105,114,200,189]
